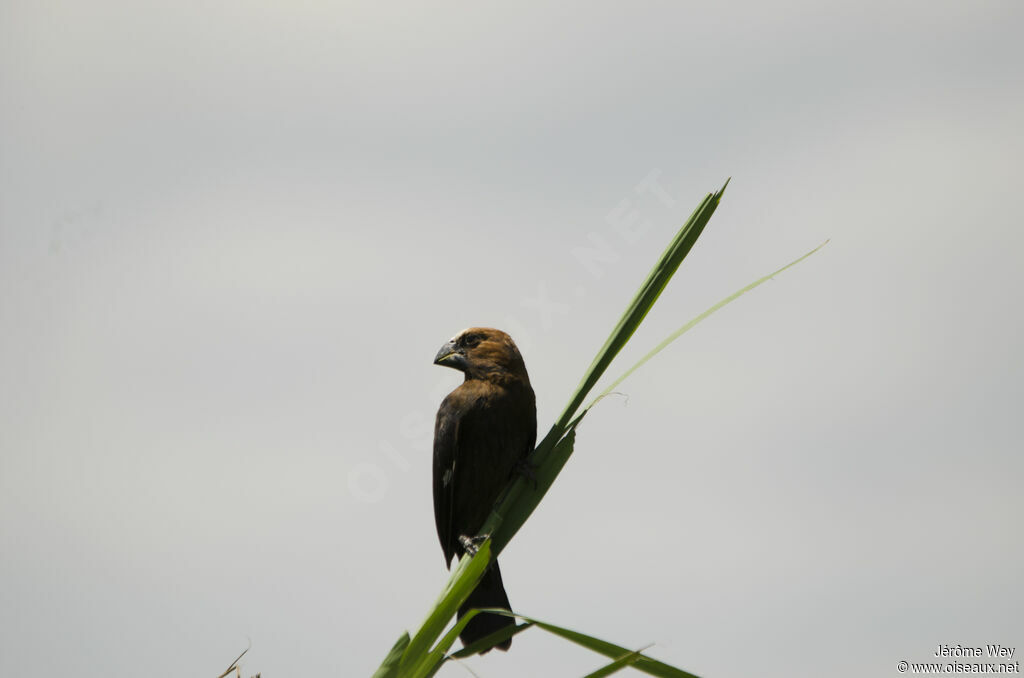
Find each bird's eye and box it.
[463,334,481,348]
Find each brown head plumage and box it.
[433,327,530,386]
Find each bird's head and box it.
[433,327,530,384]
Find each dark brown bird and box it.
[432,327,536,653]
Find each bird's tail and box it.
[457,560,515,653]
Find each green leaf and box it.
[584,239,830,415]
[550,178,730,437]
[490,428,575,554]
[581,646,651,678]
[447,622,535,659]
[397,540,492,678]
[485,179,730,555]
[413,608,482,678]
[371,632,409,678]
[481,610,702,678]
[529,619,699,678]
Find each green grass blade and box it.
[411,609,482,678]
[489,428,575,554]
[479,610,702,678]
[530,620,699,678]
[583,239,830,412]
[397,540,492,676]
[581,646,653,678]
[547,178,730,438]
[487,180,729,555]
[447,622,535,659]
[371,632,410,678]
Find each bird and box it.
[432,327,537,653]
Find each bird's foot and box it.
[459,534,490,557]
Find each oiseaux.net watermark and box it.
[346,169,681,503]
[898,644,1018,674]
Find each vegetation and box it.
[374,180,826,677]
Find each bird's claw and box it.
[459,534,489,556]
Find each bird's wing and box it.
[433,392,462,566]
[433,382,535,567]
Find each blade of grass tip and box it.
[547,179,730,439]
[398,540,492,675]
[371,633,410,678]
[581,239,829,417]
[581,645,656,678]
[216,646,250,678]
[488,181,729,554]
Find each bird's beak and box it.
[434,340,467,371]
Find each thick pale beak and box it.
[433,339,467,371]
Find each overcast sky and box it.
[2,2,1022,677]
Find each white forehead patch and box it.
[452,327,473,342]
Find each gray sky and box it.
[2,2,1022,677]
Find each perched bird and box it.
[432,327,537,653]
